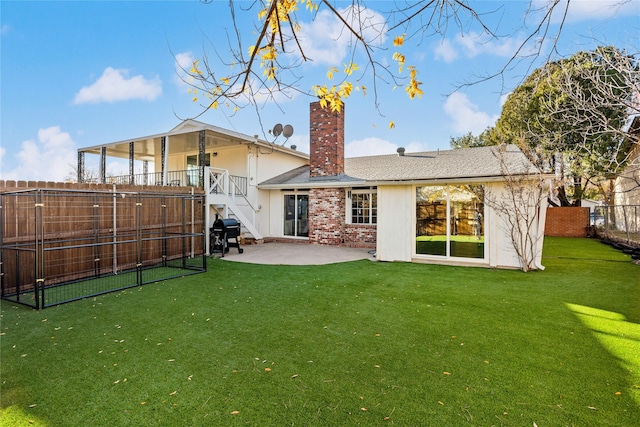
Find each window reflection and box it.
[416,185,484,259]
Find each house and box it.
[614,114,640,206]
[78,101,548,269]
[77,119,310,245]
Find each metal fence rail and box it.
[0,188,206,309]
[593,205,640,246]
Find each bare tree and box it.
[538,46,640,203]
[486,144,548,272]
[180,0,579,124]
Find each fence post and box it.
[35,189,45,309]
[136,194,143,285]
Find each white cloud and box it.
[0,127,77,182]
[434,39,458,63]
[298,5,387,66]
[444,92,499,135]
[173,51,195,87]
[345,137,429,158]
[74,67,162,104]
[534,0,640,23]
[434,31,525,62]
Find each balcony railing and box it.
[108,168,247,196]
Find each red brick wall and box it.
[309,188,345,245]
[544,207,590,237]
[309,101,344,177]
[344,224,377,249]
[307,188,377,248]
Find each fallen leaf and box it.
[28,404,37,408]
[374,365,381,368]
[587,406,598,410]
[361,407,367,411]
[264,367,271,372]
[438,401,444,405]
[231,410,240,415]
[167,359,175,362]
[484,360,489,364]
[141,402,147,405]
[169,391,177,396]
[291,374,299,378]
[443,372,451,375]
[615,391,622,395]
[375,333,381,337]
[383,416,390,421]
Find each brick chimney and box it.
[309,101,344,178]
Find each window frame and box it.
[347,187,377,225]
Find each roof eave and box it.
[258,172,551,190]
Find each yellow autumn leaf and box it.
[221,76,230,85]
[327,67,338,80]
[231,410,240,415]
[443,371,451,375]
[393,34,405,46]
[305,0,318,12]
[393,52,405,72]
[344,62,359,76]
[264,367,271,372]
[389,121,395,129]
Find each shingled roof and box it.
[259,144,539,188]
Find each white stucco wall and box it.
[376,185,413,262]
[615,144,640,206]
[252,148,308,239]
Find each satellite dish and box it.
[271,123,283,137]
[283,124,294,139]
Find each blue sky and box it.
[1,0,638,181]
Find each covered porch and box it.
[76,119,256,187]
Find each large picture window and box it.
[348,189,377,224]
[416,185,485,259]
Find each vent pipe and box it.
[397,147,405,156]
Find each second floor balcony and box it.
[107,167,248,197]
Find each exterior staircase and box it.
[205,167,262,242]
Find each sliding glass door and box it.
[284,194,309,237]
[416,185,485,259]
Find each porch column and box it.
[161,135,169,186]
[129,141,135,185]
[77,151,85,183]
[100,147,106,184]
[198,130,206,187]
[143,161,149,185]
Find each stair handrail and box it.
[206,167,259,233]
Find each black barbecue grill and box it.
[210,217,243,257]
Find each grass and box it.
[1,237,638,426]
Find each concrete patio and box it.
[214,242,376,265]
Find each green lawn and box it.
[1,237,638,426]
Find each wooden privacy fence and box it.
[0,183,206,309]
